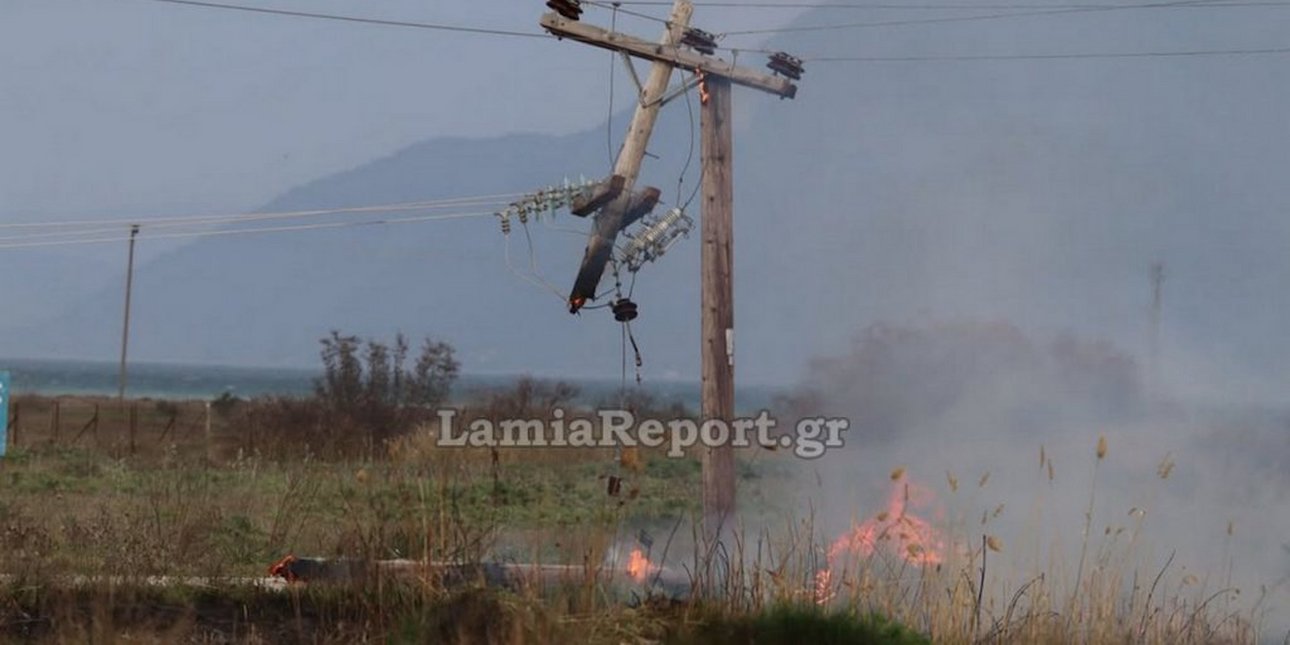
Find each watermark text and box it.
[434,409,848,459]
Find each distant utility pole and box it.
[118,224,140,401]
[542,0,799,527]
[1148,261,1165,388]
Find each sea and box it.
[0,358,786,414]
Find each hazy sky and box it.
[5,0,1290,389]
[0,0,806,220]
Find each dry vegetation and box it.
[0,330,1272,643]
[0,392,1268,643]
[0,390,925,644]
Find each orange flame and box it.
[626,548,656,583]
[813,568,834,605]
[827,476,946,567]
[816,475,947,604]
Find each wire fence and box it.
[4,396,216,461]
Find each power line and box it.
[719,0,1234,36]
[0,210,496,251]
[135,0,1290,65]
[0,199,514,244]
[607,4,620,167]
[0,192,525,232]
[141,0,553,39]
[807,44,1290,60]
[584,0,674,24]
[619,0,1289,8]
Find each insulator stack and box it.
[497,213,512,235]
[681,28,718,56]
[612,298,639,322]
[506,177,596,225]
[767,52,805,81]
[620,208,694,273]
[546,0,583,20]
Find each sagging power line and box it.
[719,0,1235,36]
[0,210,499,251]
[806,44,1290,61]
[0,192,524,232]
[142,0,553,39]
[0,192,529,250]
[139,0,1290,67]
[616,0,1290,8]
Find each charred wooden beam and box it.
[570,174,625,217]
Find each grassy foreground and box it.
[0,395,919,643]
[0,394,1265,643]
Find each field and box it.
[0,393,1266,643]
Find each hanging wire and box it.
[611,261,629,480]
[607,3,623,168]
[621,315,629,404]
[679,71,702,211]
[618,1,1290,8]
[584,0,673,25]
[674,69,698,210]
[0,198,517,245]
[0,192,526,231]
[607,263,644,395]
[501,222,567,303]
[717,0,1226,37]
[578,281,625,310]
[146,0,553,39]
[0,209,497,250]
[522,220,571,300]
[626,321,644,385]
[540,213,590,237]
[805,44,1290,62]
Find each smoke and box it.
[787,320,1290,641]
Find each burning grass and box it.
[0,396,1277,643]
[784,438,1266,644]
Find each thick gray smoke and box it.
[787,321,1290,641]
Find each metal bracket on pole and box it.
[652,73,703,108]
[621,52,645,101]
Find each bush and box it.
[229,331,459,461]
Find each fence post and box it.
[10,401,18,450]
[205,400,214,463]
[158,413,176,443]
[128,403,137,456]
[49,400,61,445]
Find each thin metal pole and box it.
[117,225,140,401]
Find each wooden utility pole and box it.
[542,0,798,527]
[611,3,692,193]
[117,224,140,401]
[700,76,735,526]
[565,2,693,310]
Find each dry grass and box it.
[0,396,1271,643]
